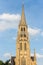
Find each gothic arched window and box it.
[21,27,25,31]
[24,28,25,31]
[21,28,23,31]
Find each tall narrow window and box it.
[21,57,26,65]
[20,43,22,50]
[24,43,26,50]
[21,28,25,31]
[21,28,23,31]
[24,28,25,31]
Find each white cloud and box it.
[41,48,43,51]
[41,32,43,36]
[28,26,43,37]
[0,13,43,37]
[12,37,17,40]
[31,53,43,58]
[0,13,21,31]
[4,53,11,58]
[0,13,20,21]
[28,26,41,36]
[36,53,43,58]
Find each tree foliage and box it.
[0,60,4,65]
[0,59,11,65]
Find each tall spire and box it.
[34,49,37,65]
[34,49,36,61]
[19,4,27,26]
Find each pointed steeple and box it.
[34,49,37,65]
[19,4,27,26]
[34,49,36,61]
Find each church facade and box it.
[11,5,37,65]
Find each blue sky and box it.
[0,0,43,65]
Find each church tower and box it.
[11,4,37,65]
[16,4,31,65]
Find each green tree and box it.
[5,59,11,65]
[0,60,4,65]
